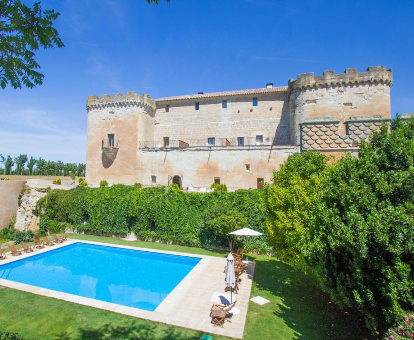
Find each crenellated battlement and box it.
[288,66,393,93]
[86,91,156,112]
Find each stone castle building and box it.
[85,66,392,190]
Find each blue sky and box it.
[1,0,413,163]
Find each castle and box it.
[85,66,392,190]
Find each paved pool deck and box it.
[0,238,255,339]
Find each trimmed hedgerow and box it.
[37,186,270,252]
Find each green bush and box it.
[210,183,228,191]
[78,178,84,184]
[384,314,414,339]
[169,183,180,190]
[53,178,61,185]
[100,180,108,187]
[133,183,142,189]
[266,151,328,268]
[0,228,34,244]
[79,180,88,187]
[37,186,270,252]
[0,332,31,340]
[305,118,414,332]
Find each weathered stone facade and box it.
[85,66,392,190]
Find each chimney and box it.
[266,83,273,88]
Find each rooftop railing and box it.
[138,137,276,149]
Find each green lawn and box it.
[0,234,372,340]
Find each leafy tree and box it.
[305,118,414,332]
[26,156,36,175]
[266,151,328,268]
[36,157,46,175]
[4,155,14,174]
[13,154,27,174]
[0,0,64,89]
[205,207,248,250]
[0,153,5,174]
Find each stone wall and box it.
[154,91,290,146]
[0,180,26,229]
[134,146,299,190]
[15,188,48,232]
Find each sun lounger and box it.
[210,301,237,327]
[42,237,55,246]
[9,244,22,256]
[0,247,6,259]
[21,242,34,253]
[52,234,64,243]
[34,235,45,249]
[61,234,68,241]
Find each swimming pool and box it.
[0,242,201,311]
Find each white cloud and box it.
[0,106,86,164]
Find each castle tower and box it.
[85,92,156,185]
[288,66,393,148]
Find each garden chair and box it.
[210,301,237,327]
[61,234,68,241]
[21,242,34,253]
[52,234,64,243]
[34,235,45,249]
[9,244,22,256]
[0,247,6,259]
[42,237,55,246]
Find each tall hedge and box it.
[305,118,414,332]
[37,186,271,252]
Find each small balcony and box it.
[102,139,119,150]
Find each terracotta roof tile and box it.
[155,86,288,102]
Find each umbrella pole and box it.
[231,287,233,303]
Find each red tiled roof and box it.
[155,86,288,102]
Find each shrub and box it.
[100,180,108,187]
[210,183,227,192]
[53,178,61,185]
[79,180,88,186]
[204,208,247,250]
[385,314,414,339]
[0,332,31,340]
[305,118,414,332]
[169,183,180,190]
[133,182,142,189]
[13,230,34,244]
[266,151,328,268]
[78,178,84,184]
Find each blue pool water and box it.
[0,242,201,311]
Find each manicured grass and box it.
[0,234,373,340]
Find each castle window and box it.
[256,135,263,144]
[163,137,170,147]
[195,102,200,110]
[214,177,220,184]
[246,164,250,172]
[166,105,170,112]
[108,134,115,147]
[222,100,227,109]
[208,137,215,146]
[237,137,244,146]
[151,176,156,184]
[253,98,258,106]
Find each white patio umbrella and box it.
[229,227,263,262]
[225,253,236,303]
